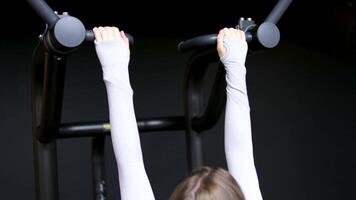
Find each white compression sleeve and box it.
[221,37,263,200]
[95,38,155,200]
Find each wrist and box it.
[220,37,247,66]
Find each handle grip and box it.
[85,30,135,45]
[177,23,280,53]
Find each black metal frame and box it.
[30,36,222,200]
[27,0,293,199]
[183,49,227,170]
[30,36,220,199]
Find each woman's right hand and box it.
[93,26,132,90]
[93,26,129,48]
[217,28,247,64]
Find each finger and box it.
[112,27,121,38]
[224,28,231,36]
[230,28,237,37]
[238,30,246,41]
[120,31,129,47]
[240,30,246,41]
[234,29,240,37]
[217,29,226,57]
[223,27,229,37]
[226,28,234,37]
[235,29,241,39]
[98,26,108,41]
[229,28,237,37]
[217,29,224,49]
[105,26,115,40]
[93,27,102,42]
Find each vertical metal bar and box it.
[185,81,204,171]
[31,40,67,200]
[31,42,60,200]
[193,64,226,131]
[32,139,59,200]
[92,136,107,200]
[185,129,203,171]
[38,53,67,142]
[184,49,223,171]
[184,50,211,171]
[185,64,204,170]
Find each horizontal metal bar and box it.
[137,116,185,132]
[85,30,135,45]
[57,116,185,139]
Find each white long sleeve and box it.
[222,37,263,200]
[95,38,155,200]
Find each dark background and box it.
[0,0,355,199]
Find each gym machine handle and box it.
[178,0,293,52]
[178,32,251,53]
[85,30,134,45]
[26,0,134,53]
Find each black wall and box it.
[0,0,355,199]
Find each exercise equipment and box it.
[26,0,293,199]
[179,0,292,170]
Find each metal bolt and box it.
[62,12,69,15]
[247,17,252,21]
[240,17,245,21]
[54,11,58,15]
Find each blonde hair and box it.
[169,167,245,200]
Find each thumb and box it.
[120,31,130,48]
[217,29,226,58]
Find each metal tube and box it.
[265,0,293,24]
[58,123,109,138]
[92,137,107,200]
[177,32,253,52]
[185,130,203,171]
[38,53,67,142]
[184,50,219,170]
[85,30,135,45]
[32,140,59,200]
[57,116,185,138]
[31,42,59,200]
[25,0,59,28]
[193,63,226,132]
[137,116,185,132]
